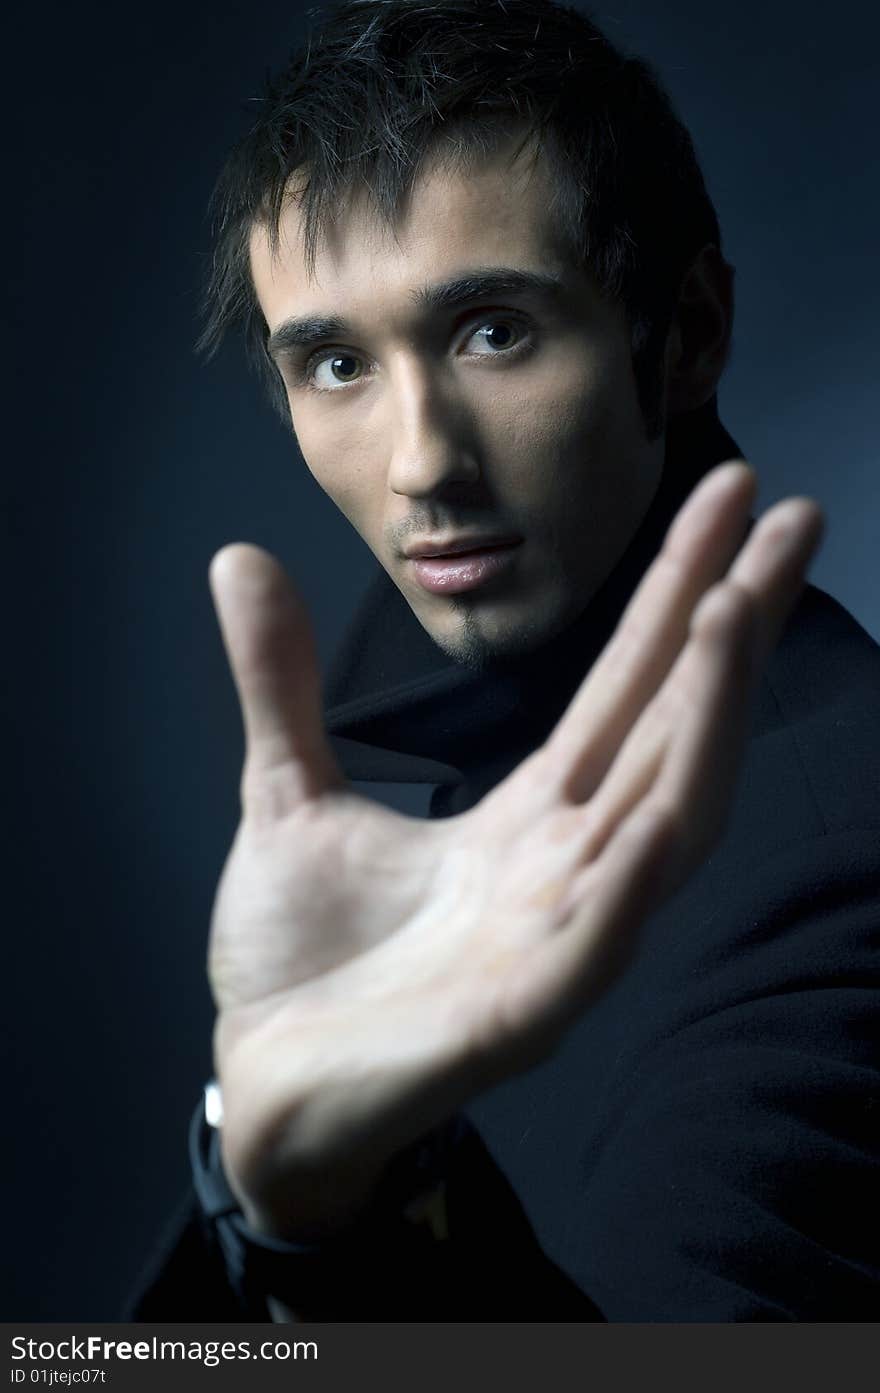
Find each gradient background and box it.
[5,0,878,1319]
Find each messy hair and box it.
[197,0,724,437]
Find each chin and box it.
[425,598,569,670]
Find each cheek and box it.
[474,348,627,502]
[291,400,383,537]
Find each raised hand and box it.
[206,460,823,1239]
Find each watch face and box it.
[204,1080,224,1128]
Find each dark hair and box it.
[197,0,724,437]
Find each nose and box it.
[386,361,481,498]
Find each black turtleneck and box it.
[128,402,880,1321]
[319,400,880,1320]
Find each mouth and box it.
[404,537,523,595]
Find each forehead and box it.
[248,141,578,328]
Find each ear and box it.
[664,244,735,416]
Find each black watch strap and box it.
[188,1085,464,1317]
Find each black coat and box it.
[129,408,880,1320]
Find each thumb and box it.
[209,544,341,812]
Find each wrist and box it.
[235,1160,387,1244]
[190,1082,462,1316]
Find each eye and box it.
[309,352,366,390]
[462,319,527,356]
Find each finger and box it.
[501,799,675,1044]
[543,460,757,803]
[566,495,823,866]
[727,495,825,668]
[620,578,758,895]
[209,544,342,813]
[514,586,757,1031]
[523,501,823,1030]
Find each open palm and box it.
[207,461,822,1237]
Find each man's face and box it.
[250,140,666,664]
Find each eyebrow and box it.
[265,267,566,362]
[413,267,565,312]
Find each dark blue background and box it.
[5,0,878,1318]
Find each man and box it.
[130,0,880,1320]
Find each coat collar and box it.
[324,403,743,786]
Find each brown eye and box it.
[485,324,514,348]
[330,355,361,380]
[311,352,365,389]
[465,320,526,355]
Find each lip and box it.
[403,534,522,559]
[406,538,523,595]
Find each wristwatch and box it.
[189,1081,461,1317]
